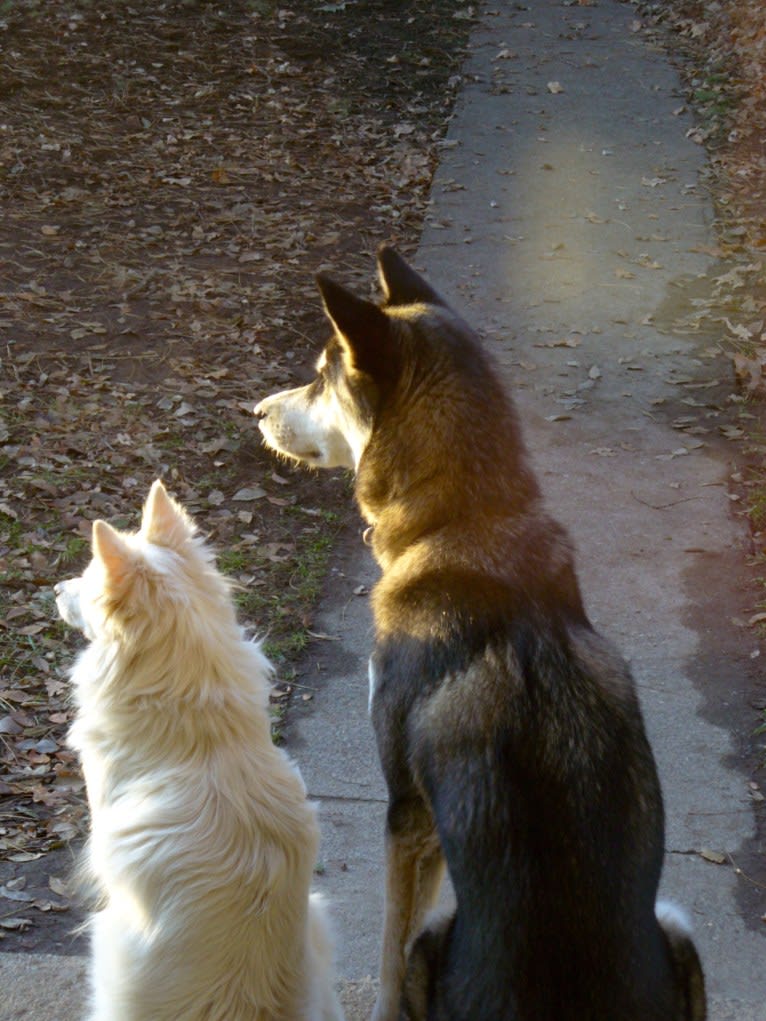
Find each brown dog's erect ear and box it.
[377,246,445,307]
[316,273,393,378]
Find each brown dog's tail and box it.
[656,901,707,1021]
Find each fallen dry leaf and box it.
[699,848,727,865]
[233,487,267,502]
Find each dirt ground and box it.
[0,0,474,952]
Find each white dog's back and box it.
[56,480,343,1021]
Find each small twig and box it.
[283,680,318,693]
[284,324,319,346]
[727,851,766,891]
[308,791,387,805]
[630,491,702,510]
[305,629,341,642]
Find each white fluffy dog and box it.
[55,480,343,1021]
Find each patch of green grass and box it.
[245,0,277,15]
[217,548,250,575]
[747,467,766,535]
[754,711,766,768]
[1,514,23,543]
[289,532,334,602]
[155,431,185,451]
[58,535,89,566]
[233,513,340,674]
[264,629,309,662]
[32,464,92,487]
[692,84,735,116]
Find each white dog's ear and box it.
[92,520,134,589]
[377,246,445,307]
[142,479,195,547]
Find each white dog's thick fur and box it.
[55,480,343,1021]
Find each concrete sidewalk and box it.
[0,953,377,1020]
[3,1,764,1018]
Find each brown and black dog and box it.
[255,248,706,1021]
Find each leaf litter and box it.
[0,0,475,949]
[638,1,766,395]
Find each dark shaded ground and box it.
[0,0,475,952]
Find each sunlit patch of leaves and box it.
[636,1,766,385]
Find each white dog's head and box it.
[54,480,221,645]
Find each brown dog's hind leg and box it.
[399,912,454,1021]
[372,801,443,1021]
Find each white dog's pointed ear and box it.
[92,520,133,587]
[141,479,194,547]
[316,274,392,378]
[377,246,445,307]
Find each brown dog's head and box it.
[255,248,531,543]
[254,247,454,469]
